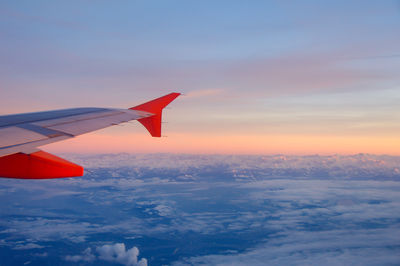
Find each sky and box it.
[1,0,400,155]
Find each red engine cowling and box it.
[0,151,83,179]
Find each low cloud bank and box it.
[65,153,400,180]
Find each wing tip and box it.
[130,92,181,137]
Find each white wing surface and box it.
[0,93,180,179]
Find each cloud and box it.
[33,252,48,257]
[12,243,45,250]
[65,248,95,262]
[97,243,147,266]
[173,229,400,266]
[0,218,96,243]
[63,153,400,180]
[185,89,225,98]
[1,153,400,265]
[0,229,17,233]
[66,243,147,266]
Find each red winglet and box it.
[0,151,84,179]
[130,92,181,137]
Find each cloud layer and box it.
[0,153,399,265]
[66,153,400,180]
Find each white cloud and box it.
[66,243,147,266]
[97,243,147,266]
[65,248,95,262]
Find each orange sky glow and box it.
[44,131,400,156]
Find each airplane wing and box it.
[0,92,180,179]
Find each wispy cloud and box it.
[185,89,225,98]
[173,228,400,266]
[12,243,45,250]
[65,248,95,263]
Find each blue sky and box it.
[1,1,399,154]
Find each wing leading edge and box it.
[0,92,180,179]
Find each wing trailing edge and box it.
[0,151,83,179]
[130,92,181,137]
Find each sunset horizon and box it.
[1,1,399,265]
[2,1,399,157]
